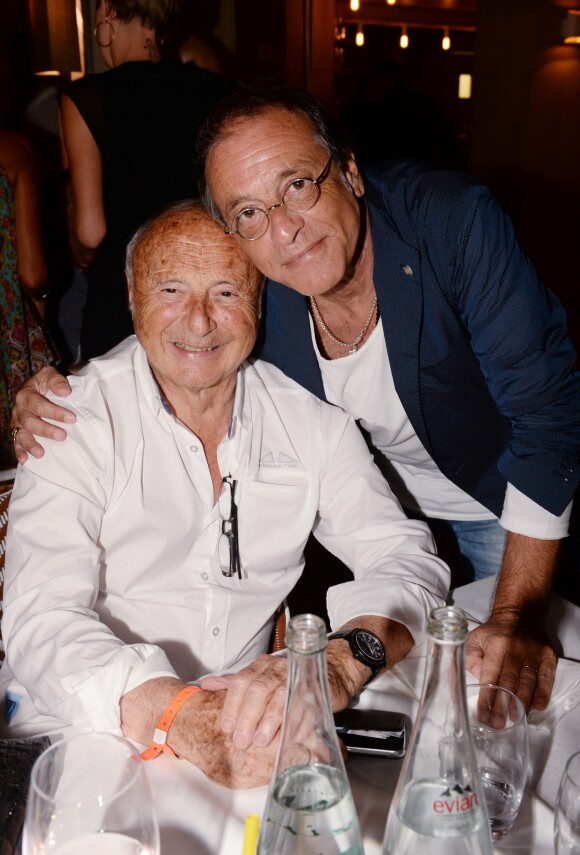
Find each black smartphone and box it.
[334,708,409,758]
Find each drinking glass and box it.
[465,683,528,840]
[22,732,160,855]
[555,751,580,854]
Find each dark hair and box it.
[95,0,181,43]
[196,81,352,223]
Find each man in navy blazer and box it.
[255,161,578,524]
[198,84,579,714]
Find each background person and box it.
[1,202,448,787]
[0,129,57,474]
[61,0,232,361]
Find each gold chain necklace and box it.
[309,294,378,355]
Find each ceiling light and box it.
[562,10,580,44]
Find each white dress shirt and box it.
[0,336,448,738]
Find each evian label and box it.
[433,783,478,815]
[400,779,483,838]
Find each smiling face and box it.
[204,107,366,297]
[129,207,262,411]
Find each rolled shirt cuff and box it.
[60,643,179,733]
[500,483,572,540]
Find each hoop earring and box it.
[94,17,115,48]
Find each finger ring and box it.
[11,426,21,443]
[522,664,538,672]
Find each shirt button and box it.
[212,627,221,637]
[201,572,209,581]
[190,445,198,453]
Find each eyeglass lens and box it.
[229,156,333,240]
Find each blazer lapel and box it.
[257,279,327,401]
[367,194,434,457]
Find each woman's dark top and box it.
[66,59,232,359]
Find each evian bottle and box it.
[381,606,493,854]
[257,614,364,854]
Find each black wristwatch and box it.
[327,628,387,685]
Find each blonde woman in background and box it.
[61,0,232,361]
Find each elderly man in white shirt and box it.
[0,201,448,788]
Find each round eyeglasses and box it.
[224,156,334,241]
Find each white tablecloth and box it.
[141,579,580,854]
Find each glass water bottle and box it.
[257,613,364,855]
[381,605,493,855]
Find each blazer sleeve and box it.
[437,181,580,514]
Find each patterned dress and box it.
[0,164,56,469]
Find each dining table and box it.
[140,576,580,855]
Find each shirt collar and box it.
[135,340,248,438]
[228,361,247,439]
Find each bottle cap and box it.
[427,605,468,643]
[285,613,327,654]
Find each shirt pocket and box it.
[238,479,314,576]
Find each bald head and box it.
[125,200,265,405]
[126,200,263,302]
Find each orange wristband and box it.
[141,685,199,761]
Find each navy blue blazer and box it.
[254,162,580,518]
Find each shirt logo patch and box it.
[260,452,300,468]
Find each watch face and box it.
[355,630,385,663]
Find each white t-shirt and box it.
[310,317,570,538]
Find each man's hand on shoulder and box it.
[12,367,75,462]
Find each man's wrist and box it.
[489,602,549,627]
[327,639,373,699]
[490,532,561,619]
[141,685,200,760]
[327,628,386,685]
